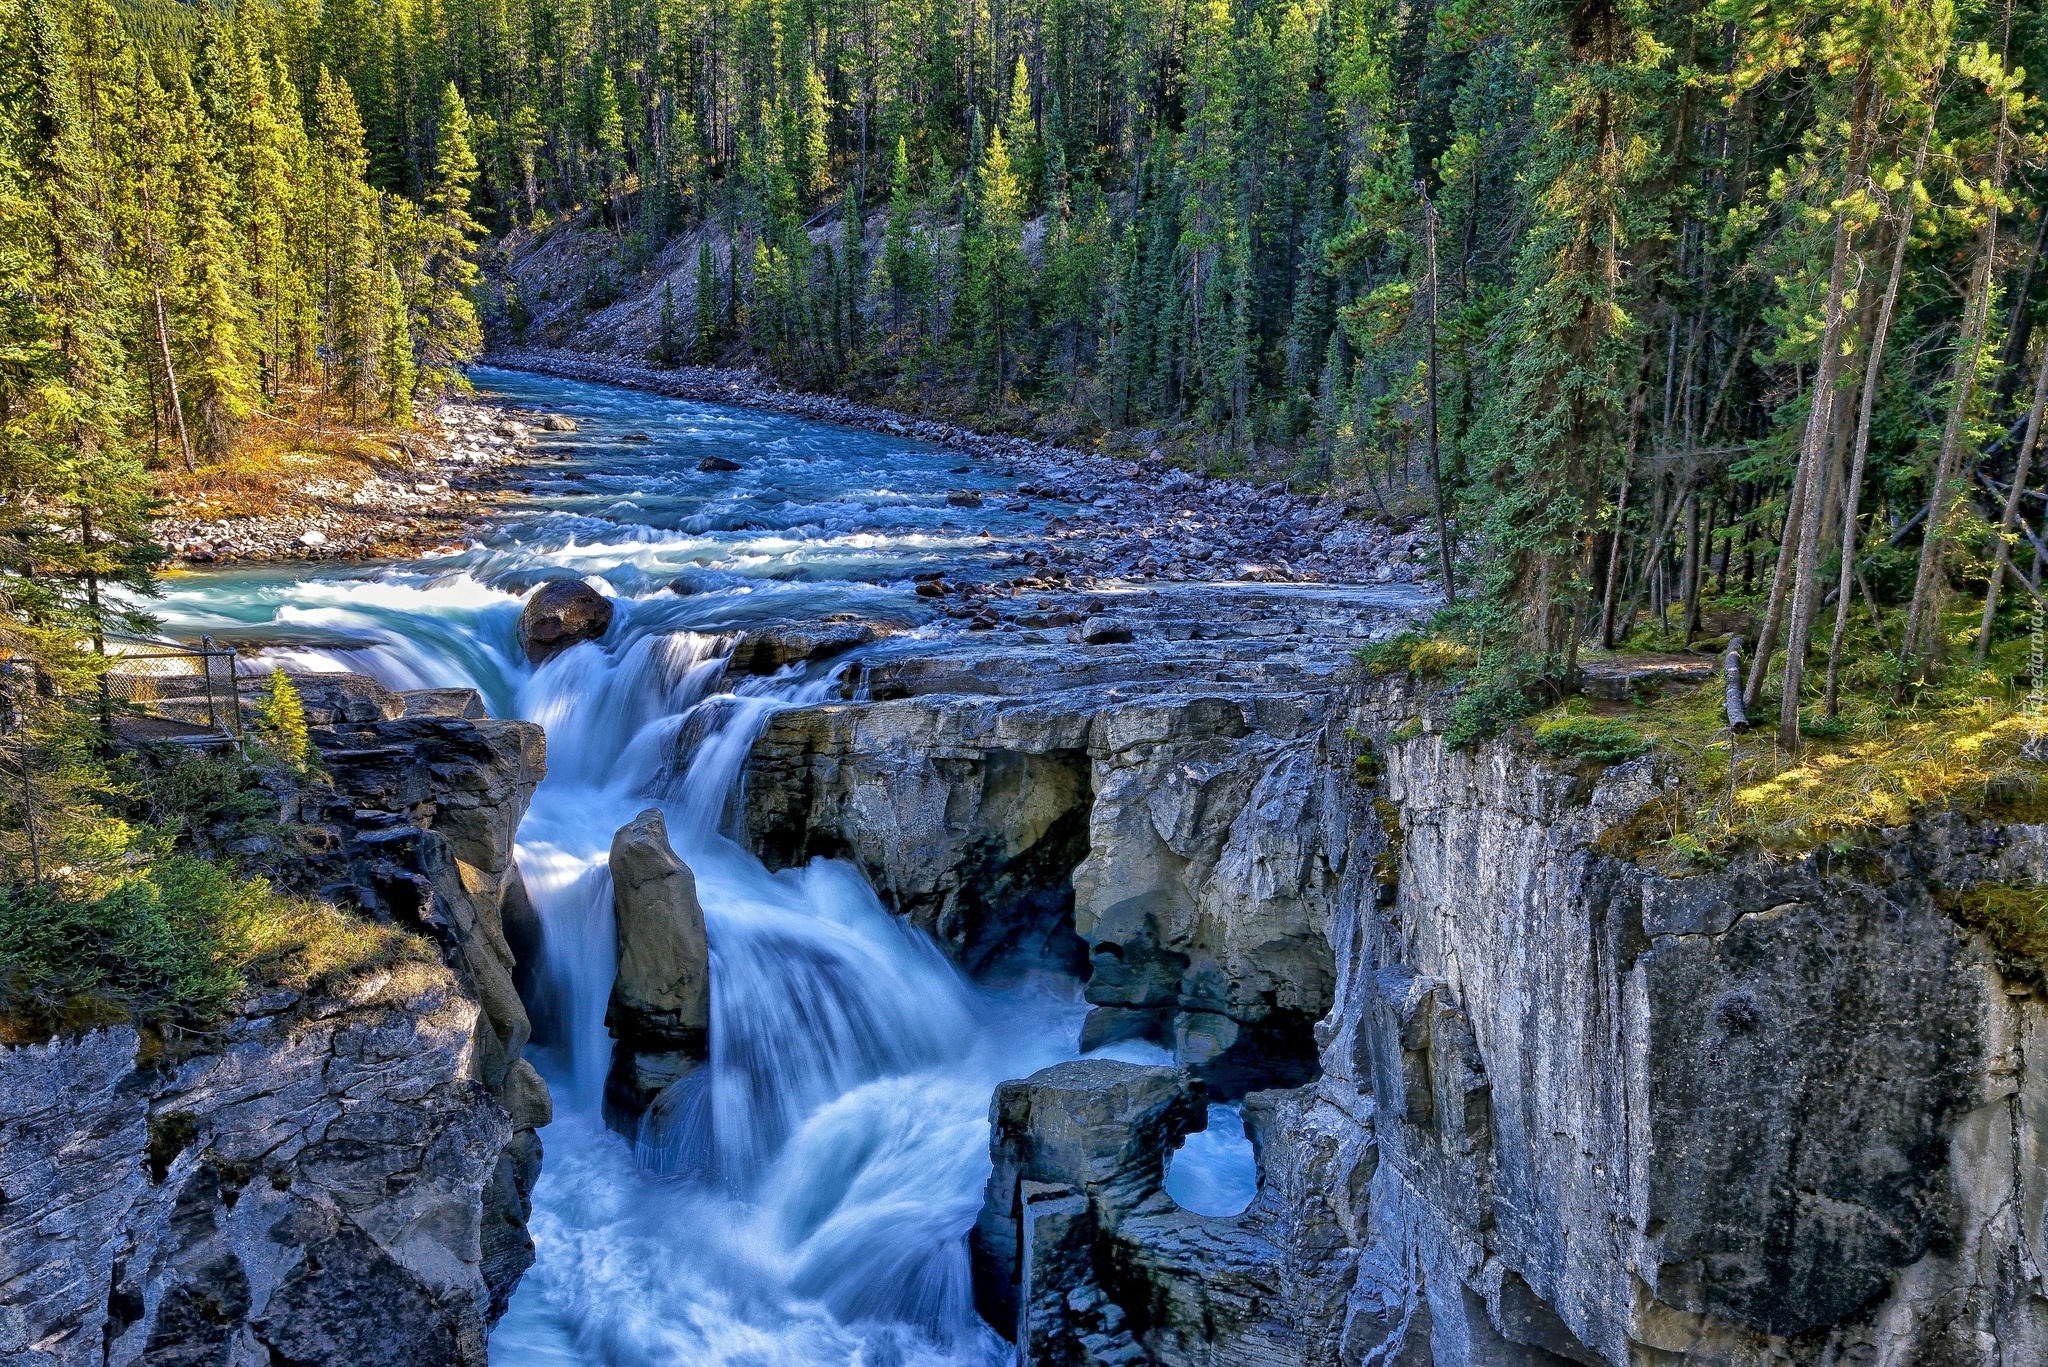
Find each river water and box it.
[142,367,1254,1366]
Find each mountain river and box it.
[141,367,1257,1366]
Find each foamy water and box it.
[141,368,1255,1365]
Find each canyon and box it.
[5,367,2044,1367]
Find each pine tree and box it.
[694,238,720,360]
[1001,55,1038,211]
[379,260,414,421]
[412,81,482,397]
[654,278,682,365]
[2,0,158,634]
[961,128,1028,399]
[315,67,377,420]
[172,72,258,457]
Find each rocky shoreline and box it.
[153,399,564,566]
[153,350,1437,590]
[486,347,1440,590]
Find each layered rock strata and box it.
[0,687,552,1366]
[745,583,1426,1090]
[0,966,510,1367]
[742,582,2048,1365]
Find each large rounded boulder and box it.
[518,579,613,664]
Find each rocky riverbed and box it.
[488,347,1441,589]
[156,354,1438,591]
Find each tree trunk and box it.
[153,284,194,474]
[1825,108,1934,711]
[1974,338,2048,661]
[1901,71,2011,677]
[1778,67,1875,750]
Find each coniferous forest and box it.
[2,0,2047,740]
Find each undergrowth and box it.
[1365,590,2048,877]
[0,641,430,1039]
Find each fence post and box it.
[201,634,219,733]
[227,645,243,741]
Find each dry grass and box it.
[155,391,421,520]
[238,893,437,1000]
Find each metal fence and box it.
[101,635,244,744]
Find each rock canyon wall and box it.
[0,684,549,1367]
[740,588,2048,1367]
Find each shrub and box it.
[0,858,258,1028]
[0,857,431,1035]
[257,668,310,772]
[1532,716,1651,765]
[1441,657,1538,750]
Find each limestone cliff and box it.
[0,968,509,1367]
[743,588,2048,1366]
[0,684,552,1367]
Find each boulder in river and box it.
[539,413,578,431]
[606,808,710,1122]
[723,619,889,680]
[518,579,614,664]
[699,455,743,472]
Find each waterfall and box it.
[131,366,1234,1367]
[494,629,1084,1366]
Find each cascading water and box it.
[137,367,1244,1367]
[493,629,1097,1367]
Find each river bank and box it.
[151,396,562,566]
[151,356,1434,590]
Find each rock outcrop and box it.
[744,583,1416,1087]
[302,704,552,1311]
[0,687,557,1367]
[605,808,710,1121]
[518,578,614,663]
[1287,724,2048,1367]
[0,967,511,1367]
[721,617,897,684]
[742,576,2048,1366]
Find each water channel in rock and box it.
[141,367,1257,1366]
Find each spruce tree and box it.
[172,72,257,458]
[379,261,414,421]
[694,239,719,360]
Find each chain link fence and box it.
[101,635,244,744]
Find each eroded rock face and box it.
[518,579,614,663]
[1293,700,2048,1367]
[744,584,1392,1093]
[0,969,510,1367]
[605,808,710,1120]
[971,1060,1333,1367]
[742,581,2048,1366]
[721,618,898,685]
[296,701,552,1312]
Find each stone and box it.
[538,413,578,430]
[1075,616,1134,645]
[518,579,614,664]
[605,808,709,1121]
[698,455,742,471]
[948,491,985,507]
[971,1059,1205,1332]
[721,619,889,679]
[0,971,512,1367]
[299,528,328,547]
